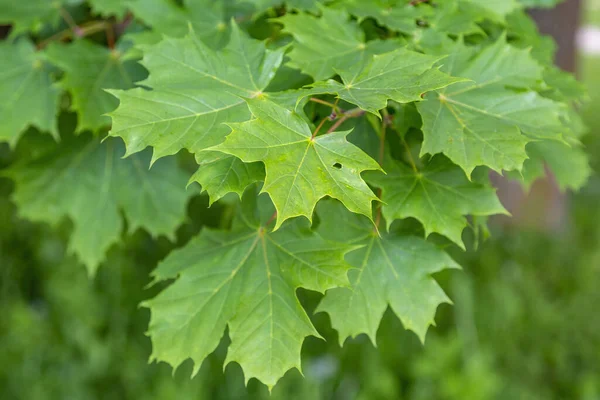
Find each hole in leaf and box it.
[332,163,342,169]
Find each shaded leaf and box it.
[6,133,195,275]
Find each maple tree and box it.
[0,0,589,391]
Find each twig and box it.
[309,97,342,113]
[326,109,365,134]
[105,21,115,50]
[36,20,108,49]
[311,117,329,139]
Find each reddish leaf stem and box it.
[326,109,365,134]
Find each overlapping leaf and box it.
[190,151,265,205]
[316,200,460,344]
[108,23,284,162]
[88,0,128,17]
[309,47,464,114]
[0,0,65,34]
[367,157,507,248]
[0,40,59,146]
[519,140,591,191]
[277,7,399,81]
[417,37,568,176]
[212,97,381,229]
[337,0,432,34]
[6,133,195,275]
[461,0,520,21]
[144,194,354,388]
[46,39,147,132]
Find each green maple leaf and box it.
[126,0,249,48]
[367,156,507,248]
[144,194,354,388]
[417,37,568,177]
[46,39,147,132]
[88,0,129,17]
[277,7,400,81]
[108,23,284,163]
[315,200,460,344]
[309,47,464,114]
[0,40,59,146]
[461,0,521,21]
[6,133,196,275]
[212,97,381,230]
[519,0,563,7]
[517,140,591,191]
[0,0,64,34]
[338,0,432,34]
[190,152,265,205]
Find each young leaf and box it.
[108,23,284,162]
[367,157,507,248]
[6,133,195,275]
[212,97,381,230]
[0,40,59,146]
[46,39,147,132]
[309,47,464,114]
[315,200,460,344]
[144,194,354,388]
[417,37,568,177]
[277,7,399,81]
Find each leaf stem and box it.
[37,20,109,49]
[379,109,389,167]
[401,137,419,173]
[106,21,115,50]
[375,109,390,229]
[59,7,80,34]
[266,211,277,227]
[311,117,329,139]
[326,108,365,134]
[309,97,341,113]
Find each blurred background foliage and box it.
[2,2,600,400]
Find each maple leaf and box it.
[88,0,129,17]
[315,200,460,344]
[144,194,354,388]
[461,0,521,21]
[309,47,465,114]
[518,140,591,191]
[212,97,381,230]
[277,7,400,81]
[0,0,64,34]
[338,0,432,34]
[417,36,568,177]
[190,151,265,205]
[367,156,507,248]
[0,40,59,146]
[126,0,259,49]
[6,133,196,275]
[108,22,284,162]
[46,39,147,132]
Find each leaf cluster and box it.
[0,0,589,389]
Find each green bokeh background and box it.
[2,2,600,399]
